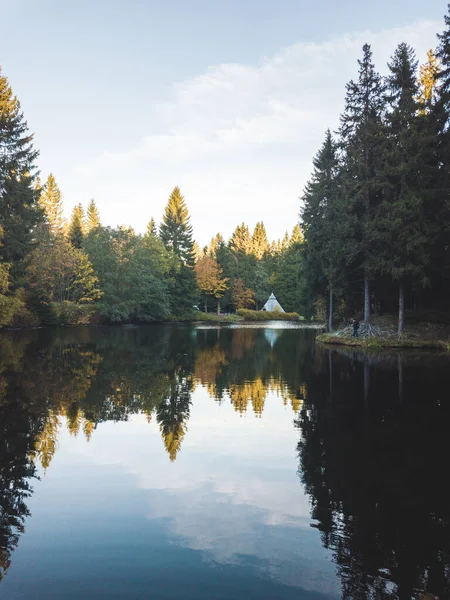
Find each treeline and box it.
[0,63,305,327]
[302,7,450,334]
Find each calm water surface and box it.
[0,323,449,599]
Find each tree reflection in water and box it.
[297,346,450,600]
[1,325,449,598]
[0,325,309,578]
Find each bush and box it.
[236,309,300,321]
[0,288,40,329]
[52,302,96,326]
[193,312,242,322]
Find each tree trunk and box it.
[328,286,333,332]
[364,275,371,323]
[204,300,207,313]
[398,282,404,336]
[217,299,220,315]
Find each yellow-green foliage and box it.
[193,312,242,323]
[52,301,96,326]
[237,309,300,321]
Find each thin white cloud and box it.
[74,19,440,244]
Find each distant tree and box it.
[84,227,171,322]
[253,263,271,310]
[290,224,304,245]
[27,236,101,304]
[229,223,252,254]
[251,222,270,259]
[159,187,197,314]
[146,217,157,236]
[160,186,195,264]
[231,278,255,310]
[85,199,101,232]
[207,233,225,259]
[195,255,228,313]
[38,174,65,235]
[0,67,42,268]
[68,204,85,249]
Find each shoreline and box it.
[317,332,449,351]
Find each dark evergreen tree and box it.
[376,43,428,334]
[339,44,386,323]
[159,187,197,314]
[0,67,42,269]
[302,130,354,330]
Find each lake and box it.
[0,323,449,600]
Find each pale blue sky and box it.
[0,1,446,244]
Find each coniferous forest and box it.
[1,7,450,330]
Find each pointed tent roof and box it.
[262,292,285,312]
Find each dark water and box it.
[0,323,449,600]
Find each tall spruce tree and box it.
[39,173,64,235]
[302,130,354,330]
[85,199,101,232]
[339,44,386,323]
[68,203,85,249]
[377,43,428,335]
[0,67,42,267]
[159,187,197,314]
[430,6,450,308]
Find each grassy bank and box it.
[192,312,243,323]
[317,315,450,350]
[236,309,301,321]
[317,332,448,350]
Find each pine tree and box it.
[160,187,195,266]
[290,224,304,246]
[339,44,386,323]
[39,173,64,235]
[68,204,85,249]
[159,187,197,314]
[147,217,157,236]
[85,199,101,232]
[207,233,225,259]
[377,43,428,335]
[302,130,354,330]
[0,67,42,266]
[229,223,252,254]
[251,222,269,258]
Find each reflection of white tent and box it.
[264,328,280,348]
[262,293,285,312]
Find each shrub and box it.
[236,309,300,321]
[52,302,96,326]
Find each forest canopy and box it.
[1,6,450,329]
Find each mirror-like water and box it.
[0,323,449,599]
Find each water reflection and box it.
[297,345,450,600]
[0,325,449,598]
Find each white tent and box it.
[262,293,285,313]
